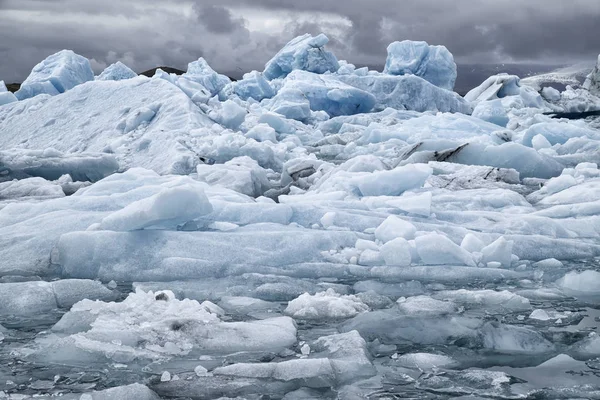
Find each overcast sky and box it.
[1,0,599,82]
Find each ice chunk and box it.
[557,270,600,294]
[79,384,160,400]
[375,216,417,243]
[183,57,231,96]
[196,156,272,197]
[532,258,563,268]
[266,88,312,121]
[96,61,137,81]
[415,233,476,267]
[214,358,336,388]
[27,290,297,364]
[541,86,561,102]
[396,296,456,316]
[522,122,600,147]
[416,369,521,398]
[380,237,412,267]
[15,50,94,100]
[0,280,115,316]
[97,186,212,231]
[481,322,555,353]
[433,289,531,312]
[0,149,119,183]
[472,99,509,127]
[384,40,457,91]
[341,310,479,345]
[0,80,18,106]
[396,353,458,370]
[529,309,551,321]
[447,142,563,179]
[571,332,600,358]
[480,236,514,268]
[284,289,369,320]
[211,99,247,130]
[464,74,521,103]
[337,73,471,113]
[354,164,432,197]
[58,227,356,281]
[263,33,339,80]
[583,54,600,96]
[223,70,274,101]
[274,71,376,117]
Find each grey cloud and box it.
[0,0,599,83]
[194,4,242,34]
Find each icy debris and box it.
[384,40,457,90]
[0,80,17,106]
[27,290,297,364]
[375,216,417,243]
[97,186,212,231]
[16,50,94,100]
[285,289,369,320]
[0,280,116,316]
[96,61,137,81]
[465,73,521,103]
[415,233,476,267]
[183,57,231,96]
[263,33,339,80]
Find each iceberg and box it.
[15,50,94,100]
[464,73,521,103]
[583,55,600,96]
[384,40,457,91]
[183,57,231,96]
[263,33,339,80]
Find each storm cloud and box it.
[0,0,599,83]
